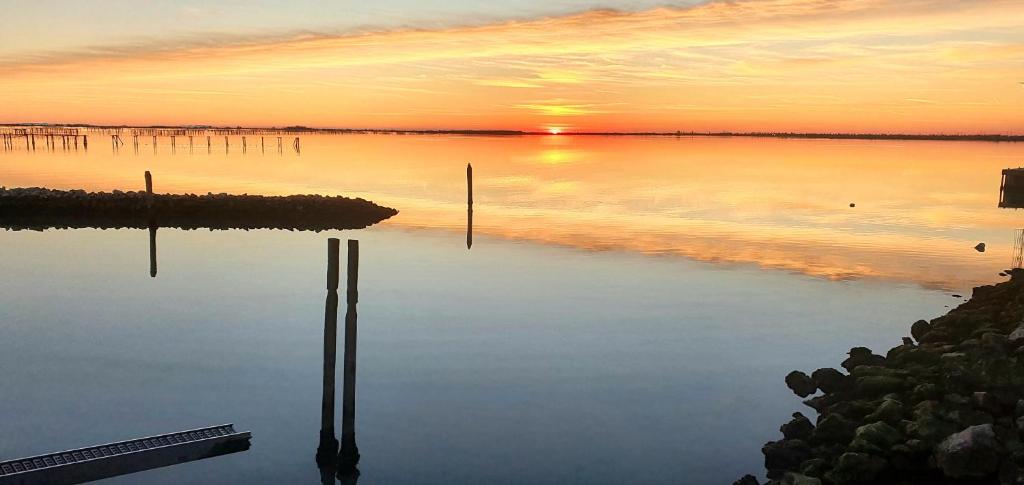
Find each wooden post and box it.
[242,136,247,154]
[149,223,158,278]
[467,163,473,249]
[30,134,35,151]
[225,136,229,154]
[144,171,154,210]
[338,239,360,469]
[207,136,211,153]
[317,238,341,465]
[83,135,88,150]
[261,137,265,154]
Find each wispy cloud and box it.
[1,0,1022,131]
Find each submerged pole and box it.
[317,238,341,465]
[338,239,360,469]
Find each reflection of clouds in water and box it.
[3,133,1022,290]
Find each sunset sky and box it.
[1,0,1022,133]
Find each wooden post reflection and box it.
[318,238,341,465]
[467,163,473,249]
[149,223,158,278]
[338,239,360,469]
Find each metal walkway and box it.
[0,424,251,484]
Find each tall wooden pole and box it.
[338,239,360,469]
[145,171,157,277]
[149,224,158,278]
[317,238,341,465]
[467,163,473,249]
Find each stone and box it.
[810,368,848,394]
[1009,323,1024,344]
[781,472,821,485]
[826,452,887,484]
[785,371,818,398]
[910,320,932,342]
[781,413,814,441]
[849,421,902,454]
[813,413,857,445]
[910,383,941,403]
[763,440,811,478]
[865,399,904,425]
[799,458,829,478]
[854,375,904,398]
[935,424,1002,479]
[906,416,959,445]
[841,347,886,372]
[976,242,987,252]
[733,475,760,485]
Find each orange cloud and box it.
[1,0,1022,132]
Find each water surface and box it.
[0,133,1021,483]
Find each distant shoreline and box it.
[2,123,1022,142]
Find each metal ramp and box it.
[0,424,251,484]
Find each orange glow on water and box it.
[2,133,1023,290]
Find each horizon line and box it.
[1,122,1022,142]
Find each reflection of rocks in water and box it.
[740,269,1024,484]
[0,187,398,231]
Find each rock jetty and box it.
[739,269,1024,484]
[0,187,398,231]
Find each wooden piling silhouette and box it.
[317,238,341,465]
[467,163,473,249]
[149,223,158,277]
[207,136,212,154]
[338,239,360,469]
[225,136,229,154]
[145,171,157,277]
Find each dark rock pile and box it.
[738,269,1024,484]
[0,186,399,231]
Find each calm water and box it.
[1,133,1022,484]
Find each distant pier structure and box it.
[0,127,86,152]
[0,126,304,155]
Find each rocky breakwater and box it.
[0,187,399,231]
[736,270,1024,485]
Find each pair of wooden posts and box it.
[318,238,361,471]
